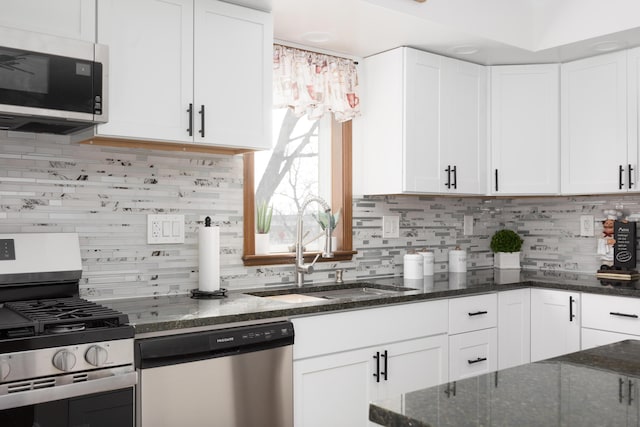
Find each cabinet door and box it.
[97,0,194,143]
[627,47,640,190]
[582,328,639,350]
[0,0,96,42]
[491,64,560,195]
[561,51,628,194]
[560,365,631,427]
[377,335,449,399]
[491,363,561,427]
[441,57,487,195]
[294,347,373,427]
[194,0,272,150]
[531,289,581,362]
[497,289,531,370]
[403,48,443,193]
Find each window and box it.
[242,117,354,266]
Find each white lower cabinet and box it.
[582,293,640,350]
[291,300,449,427]
[531,288,581,362]
[293,335,448,427]
[497,288,531,370]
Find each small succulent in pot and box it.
[313,208,342,232]
[256,201,273,234]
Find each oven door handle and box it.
[0,370,137,411]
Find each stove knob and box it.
[52,350,76,372]
[0,359,10,380]
[85,345,108,367]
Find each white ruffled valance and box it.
[273,44,360,123]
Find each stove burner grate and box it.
[5,297,129,334]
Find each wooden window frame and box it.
[242,120,355,266]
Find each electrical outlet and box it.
[463,215,474,236]
[580,215,595,237]
[147,214,185,244]
[382,215,400,238]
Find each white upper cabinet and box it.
[357,47,486,195]
[561,51,632,194]
[96,0,272,151]
[490,64,560,195]
[0,0,96,42]
[627,47,640,186]
[97,0,193,143]
[441,57,487,195]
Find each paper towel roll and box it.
[199,220,220,292]
[448,248,467,273]
[404,253,424,280]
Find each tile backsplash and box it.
[0,132,637,299]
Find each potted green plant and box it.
[313,208,341,251]
[255,201,273,254]
[490,229,523,269]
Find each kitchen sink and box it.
[247,283,416,303]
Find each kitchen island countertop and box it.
[100,269,640,336]
[369,339,640,427]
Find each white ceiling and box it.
[241,0,640,64]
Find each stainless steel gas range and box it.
[0,233,136,426]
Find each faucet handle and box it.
[300,253,321,275]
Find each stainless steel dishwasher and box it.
[135,320,294,427]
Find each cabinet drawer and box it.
[449,328,497,381]
[292,299,448,360]
[449,293,497,334]
[582,293,640,335]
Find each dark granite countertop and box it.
[100,269,640,336]
[369,340,640,427]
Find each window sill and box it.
[242,250,356,267]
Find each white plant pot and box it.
[494,252,521,269]
[255,233,270,254]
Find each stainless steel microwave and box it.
[0,27,108,135]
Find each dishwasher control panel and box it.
[136,320,295,369]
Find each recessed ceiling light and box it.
[592,41,622,52]
[301,32,331,44]
[451,45,479,55]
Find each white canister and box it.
[448,247,467,273]
[403,253,424,280]
[418,250,435,276]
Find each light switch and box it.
[147,214,185,244]
[580,215,595,237]
[382,215,400,238]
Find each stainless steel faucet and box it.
[296,196,334,287]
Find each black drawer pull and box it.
[610,311,639,319]
[468,311,488,317]
[468,357,487,365]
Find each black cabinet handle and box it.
[620,377,625,403]
[495,169,499,192]
[610,311,639,319]
[186,103,193,136]
[381,350,388,381]
[468,310,488,317]
[198,105,205,137]
[629,164,635,189]
[452,165,457,189]
[629,379,634,406]
[569,296,576,322]
[444,381,457,397]
[468,357,487,365]
[619,165,625,190]
[373,351,380,383]
[445,166,451,189]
